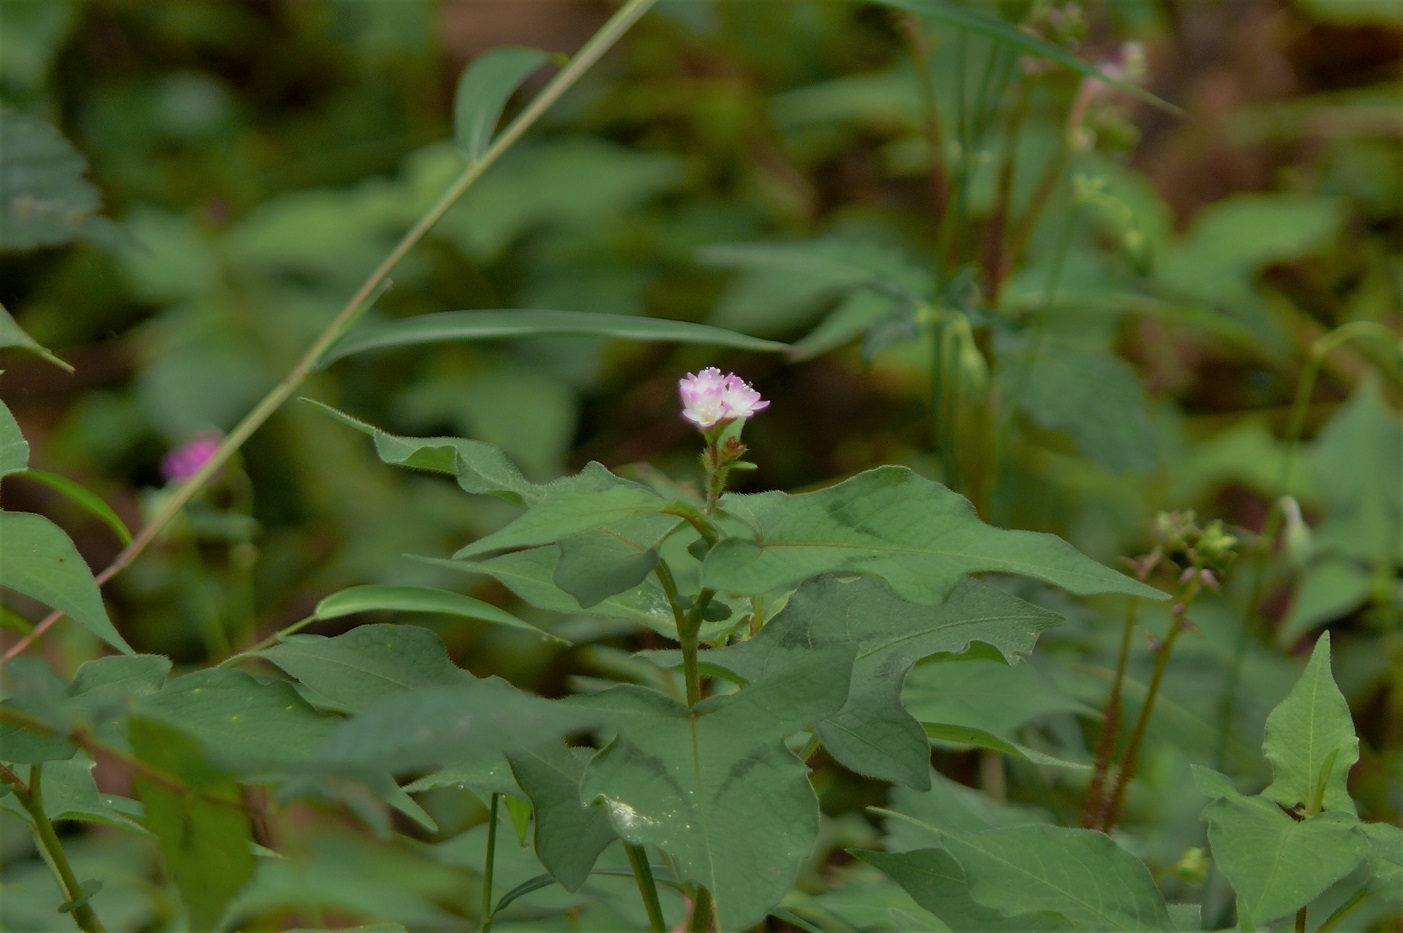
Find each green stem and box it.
[686,885,715,933]
[1315,887,1368,933]
[624,842,668,933]
[1101,582,1201,832]
[11,765,107,933]
[216,614,317,668]
[678,590,716,709]
[1294,906,1307,933]
[0,0,661,666]
[1214,321,1402,769]
[1081,596,1140,828]
[481,793,500,932]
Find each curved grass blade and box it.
[319,310,786,367]
[314,584,564,642]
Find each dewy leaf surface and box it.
[305,399,541,505]
[453,46,549,162]
[701,467,1164,604]
[0,511,133,655]
[1194,766,1365,927]
[709,575,1061,789]
[873,817,1177,931]
[1260,632,1359,815]
[573,645,856,932]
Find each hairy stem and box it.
[12,765,107,933]
[2,0,661,665]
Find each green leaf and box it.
[420,549,720,642]
[1295,0,1403,25]
[1278,558,1372,646]
[1260,632,1359,815]
[0,398,29,478]
[305,399,541,505]
[509,743,617,892]
[869,0,1180,113]
[139,668,339,769]
[1361,822,1403,905]
[700,467,1165,604]
[553,529,664,609]
[0,110,111,251]
[454,47,550,162]
[1309,375,1403,564]
[710,575,1061,789]
[1010,346,1161,473]
[16,469,133,546]
[0,755,143,831]
[0,657,78,763]
[69,653,171,747]
[1194,766,1365,927]
[130,716,256,932]
[257,623,468,714]
[573,646,856,932]
[319,309,787,367]
[312,585,558,641]
[0,301,72,371]
[855,848,1061,931]
[455,463,669,559]
[903,657,1091,739]
[922,723,1089,770]
[868,818,1177,931]
[0,511,133,655]
[314,676,599,775]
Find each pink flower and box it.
[161,432,221,483]
[679,368,769,428]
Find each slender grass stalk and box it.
[624,842,669,933]
[8,765,107,933]
[480,793,500,932]
[1080,596,1140,828]
[1214,321,1402,769]
[2,0,661,665]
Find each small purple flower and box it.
[161,432,221,484]
[679,368,768,428]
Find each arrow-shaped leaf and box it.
[701,466,1165,604]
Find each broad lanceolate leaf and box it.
[17,469,133,546]
[868,817,1177,931]
[1194,766,1365,927]
[305,399,541,505]
[0,398,29,479]
[1260,632,1359,815]
[709,575,1060,789]
[509,743,617,891]
[257,624,468,714]
[870,0,1180,112]
[701,467,1165,604]
[1361,822,1403,906]
[0,302,73,371]
[1309,375,1403,565]
[0,511,133,655]
[573,646,856,932]
[0,754,143,831]
[855,848,1060,932]
[0,111,112,251]
[319,309,787,367]
[455,463,670,559]
[313,585,558,641]
[454,47,550,162]
[130,716,256,932]
[139,669,338,770]
[314,675,599,775]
